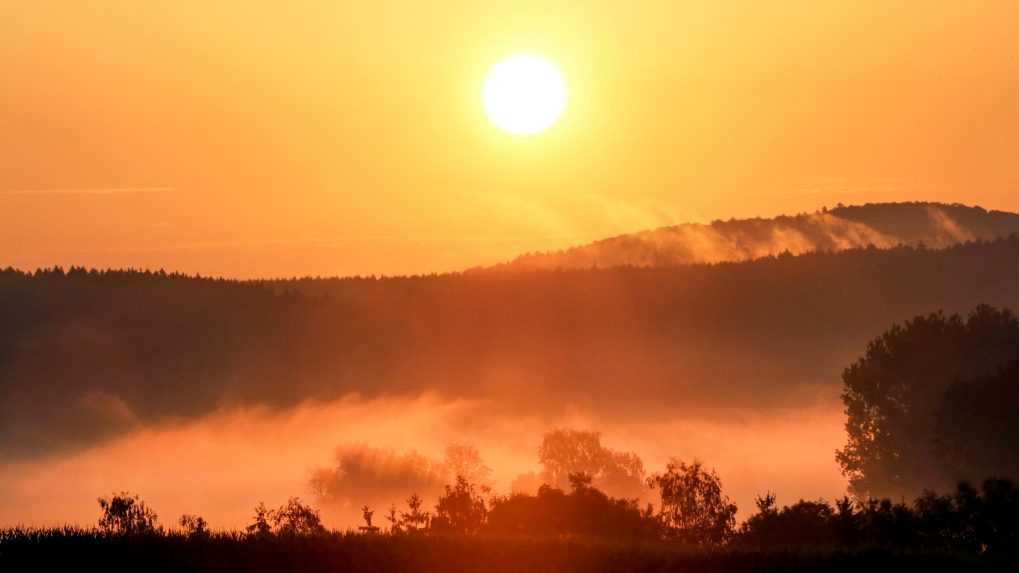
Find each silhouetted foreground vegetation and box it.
[5,289,1019,569]
[3,477,1018,572]
[738,479,1019,553]
[0,531,1008,573]
[4,203,1019,571]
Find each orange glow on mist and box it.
[0,394,845,530]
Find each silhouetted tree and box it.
[431,476,487,535]
[739,497,838,547]
[855,498,917,547]
[397,493,430,534]
[385,505,401,534]
[486,475,658,540]
[538,429,645,498]
[969,478,1019,554]
[647,459,737,546]
[243,498,324,537]
[178,514,209,538]
[837,305,1019,498]
[246,502,273,538]
[736,483,1019,552]
[97,492,158,535]
[444,444,493,489]
[935,362,1019,484]
[539,430,606,489]
[913,479,1019,554]
[271,497,326,536]
[832,496,860,545]
[310,447,446,513]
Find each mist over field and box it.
[3,203,1019,530]
[0,394,844,530]
[5,3,1019,568]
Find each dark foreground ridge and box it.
[0,533,1005,573]
[4,473,1018,572]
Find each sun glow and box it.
[482,54,567,136]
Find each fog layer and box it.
[0,394,844,529]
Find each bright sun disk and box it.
[482,54,566,136]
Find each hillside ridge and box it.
[480,202,1019,272]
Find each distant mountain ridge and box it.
[483,202,1019,271]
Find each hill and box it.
[482,202,1019,271]
[4,236,1019,461]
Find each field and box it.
[0,529,1006,573]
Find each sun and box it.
[482,54,567,136]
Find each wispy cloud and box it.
[1,186,174,196]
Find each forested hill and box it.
[5,237,1019,461]
[481,202,1019,271]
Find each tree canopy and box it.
[837,305,1019,498]
[537,429,645,498]
[647,459,738,546]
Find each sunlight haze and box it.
[4,4,1019,563]
[2,1,1018,277]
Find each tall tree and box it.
[936,362,1019,483]
[837,305,1019,498]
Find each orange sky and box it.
[2,1,1018,277]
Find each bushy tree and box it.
[970,478,1019,553]
[854,498,919,547]
[486,473,659,540]
[97,492,158,535]
[647,459,737,546]
[539,430,606,488]
[936,362,1019,484]
[271,497,326,536]
[837,305,1019,498]
[310,446,446,513]
[178,514,209,538]
[245,498,326,537]
[739,496,840,547]
[431,476,487,535]
[444,444,493,488]
[538,429,645,498]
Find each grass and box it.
[1,528,1012,573]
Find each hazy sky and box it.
[3,1,1017,277]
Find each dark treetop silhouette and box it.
[837,305,1019,498]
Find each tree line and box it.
[6,236,1019,463]
[65,466,1018,557]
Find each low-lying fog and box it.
[0,393,844,530]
